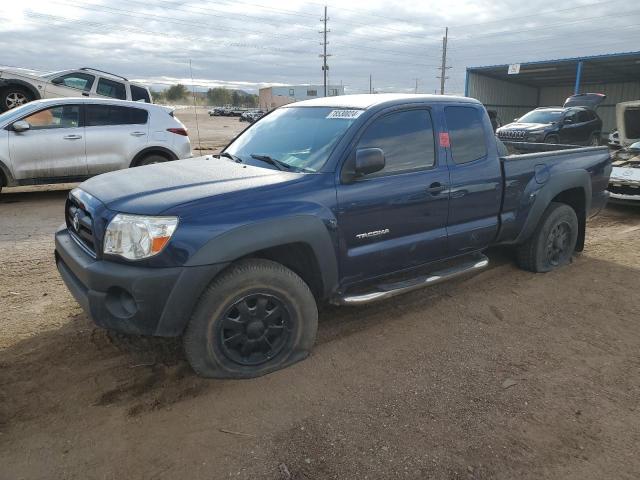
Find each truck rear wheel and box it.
[183,259,318,378]
[1,86,33,112]
[516,202,578,273]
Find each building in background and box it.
[259,84,344,111]
[465,51,640,134]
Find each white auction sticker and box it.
[326,109,364,119]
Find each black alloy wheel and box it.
[217,293,291,366]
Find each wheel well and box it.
[552,188,586,251]
[248,242,324,301]
[1,82,39,99]
[130,147,176,167]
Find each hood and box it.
[0,67,43,80]
[563,93,606,109]
[500,122,552,131]
[78,157,304,215]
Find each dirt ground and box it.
[1,113,640,479]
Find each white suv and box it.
[0,67,152,112]
[0,98,191,193]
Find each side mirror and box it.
[563,118,574,125]
[12,120,30,132]
[513,117,519,122]
[51,77,64,85]
[355,148,385,176]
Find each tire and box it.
[516,202,579,273]
[544,134,559,144]
[134,154,169,167]
[183,259,318,378]
[0,86,33,112]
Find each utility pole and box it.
[414,78,418,94]
[319,6,331,97]
[369,74,372,94]
[437,27,450,95]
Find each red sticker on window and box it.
[439,132,450,148]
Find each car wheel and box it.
[516,202,579,273]
[544,134,559,144]
[135,154,169,166]
[1,87,33,112]
[183,259,318,378]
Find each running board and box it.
[334,255,489,306]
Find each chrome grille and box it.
[66,195,96,256]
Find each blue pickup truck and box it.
[55,94,611,378]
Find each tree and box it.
[165,84,189,102]
[231,90,241,107]
[206,87,232,106]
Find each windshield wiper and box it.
[250,154,292,171]
[218,151,242,163]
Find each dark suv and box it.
[497,93,605,146]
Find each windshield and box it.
[517,110,564,124]
[224,107,361,172]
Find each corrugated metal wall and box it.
[467,72,538,125]
[468,70,640,134]
[540,82,640,133]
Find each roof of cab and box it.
[286,93,481,110]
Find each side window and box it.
[86,105,148,126]
[577,110,590,123]
[52,73,95,92]
[357,109,435,175]
[306,89,317,96]
[130,85,151,103]
[23,105,80,130]
[565,111,578,123]
[96,78,126,100]
[445,106,487,164]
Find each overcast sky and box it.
[0,0,637,94]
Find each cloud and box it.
[0,0,637,95]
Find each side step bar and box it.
[334,254,489,306]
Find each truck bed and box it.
[494,143,611,245]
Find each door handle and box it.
[130,131,146,137]
[63,134,82,140]
[426,182,446,194]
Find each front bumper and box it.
[55,227,227,336]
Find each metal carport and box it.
[465,51,640,134]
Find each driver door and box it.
[9,104,87,179]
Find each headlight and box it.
[103,214,178,260]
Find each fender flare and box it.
[129,146,178,167]
[0,79,42,100]
[514,170,591,245]
[185,215,339,298]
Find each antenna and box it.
[189,59,202,152]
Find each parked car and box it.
[608,141,640,204]
[208,107,225,116]
[54,94,611,378]
[0,98,191,193]
[614,100,640,148]
[239,110,265,123]
[0,67,152,112]
[497,93,605,145]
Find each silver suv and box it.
[0,98,191,193]
[0,67,152,112]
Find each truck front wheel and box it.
[183,259,318,378]
[516,202,579,273]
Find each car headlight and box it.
[103,214,178,260]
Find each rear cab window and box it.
[444,106,488,164]
[85,105,148,126]
[356,109,435,176]
[96,78,127,100]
